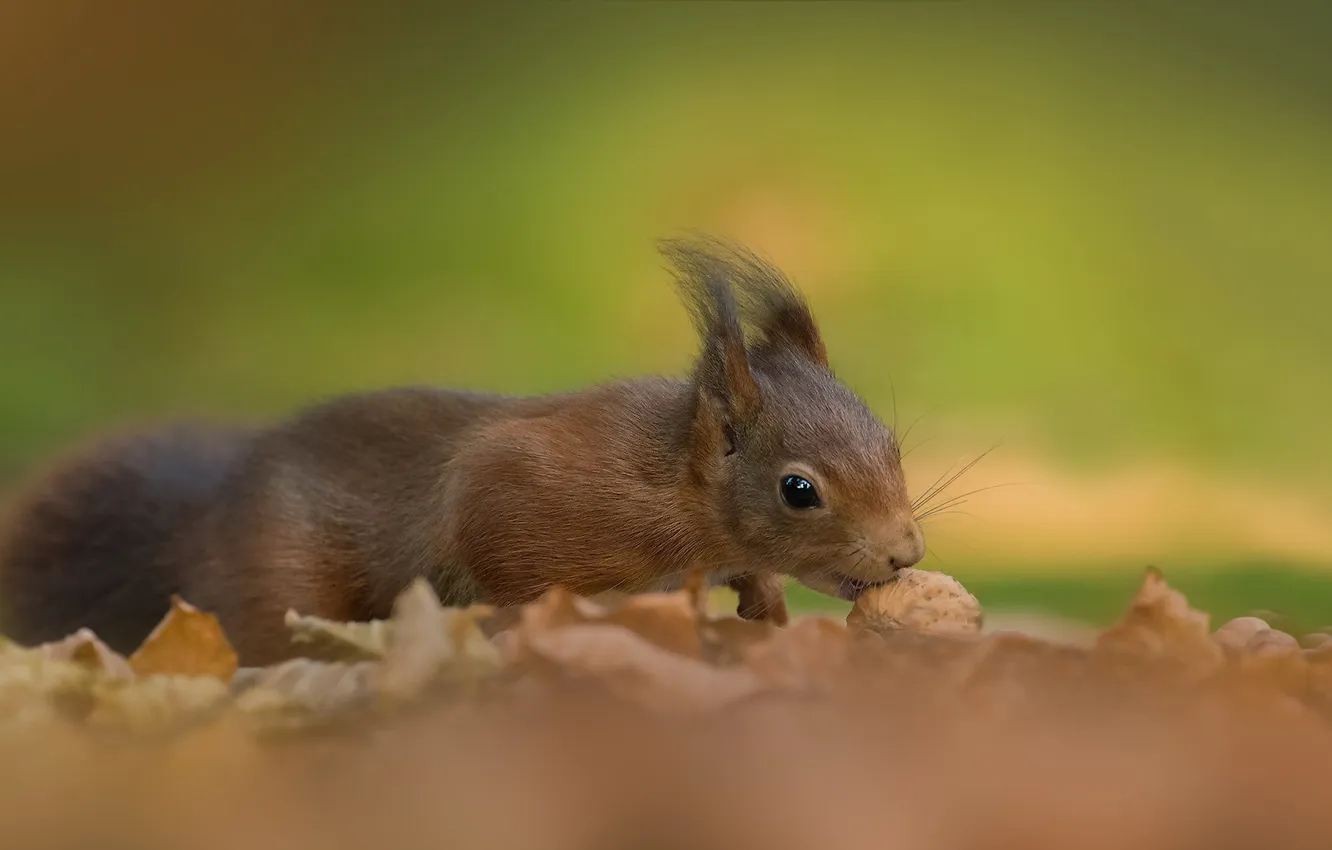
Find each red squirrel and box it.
[0,236,925,664]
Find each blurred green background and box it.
[2,2,1330,629]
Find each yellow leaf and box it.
[128,596,239,681]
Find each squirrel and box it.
[0,236,925,665]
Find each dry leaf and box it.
[1095,568,1223,674]
[507,584,703,659]
[128,596,239,681]
[1213,617,1273,654]
[88,674,231,735]
[1303,633,1332,650]
[39,628,135,681]
[0,646,95,728]
[743,617,851,692]
[1304,645,1332,710]
[518,623,762,714]
[284,611,392,661]
[516,586,605,633]
[700,617,777,666]
[1247,629,1301,656]
[600,592,703,659]
[374,578,450,703]
[236,658,378,734]
[437,605,505,689]
[370,579,502,705]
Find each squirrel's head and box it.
[661,235,923,601]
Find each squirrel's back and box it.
[0,386,515,657]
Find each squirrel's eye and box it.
[780,475,821,510]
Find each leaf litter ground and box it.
[1,567,1331,849]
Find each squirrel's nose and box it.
[867,516,925,571]
[891,519,926,569]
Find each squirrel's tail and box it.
[0,424,252,653]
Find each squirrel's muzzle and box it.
[862,514,926,576]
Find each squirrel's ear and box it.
[659,238,762,423]
[728,246,829,368]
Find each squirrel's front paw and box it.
[729,572,789,626]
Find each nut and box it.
[846,569,982,636]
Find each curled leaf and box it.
[284,611,392,661]
[370,579,503,705]
[373,579,450,703]
[1213,617,1273,654]
[236,658,378,734]
[601,592,703,659]
[518,623,762,714]
[508,585,703,660]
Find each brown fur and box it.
[0,237,920,664]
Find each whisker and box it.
[918,509,977,525]
[899,433,940,461]
[896,408,934,450]
[889,377,899,436]
[911,442,1002,513]
[910,457,961,512]
[915,480,1028,522]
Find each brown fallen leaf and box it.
[742,617,851,692]
[700,616,777,666]
[1095,568,1223,674]
[128,596,239,681]
[1225,648,1309,702]
[1304,633,1332,650]
[517,623,763,714]
[507,584,703,660]
[1212,617,1273,654]
[515,586,606,633]
[601,591,703,659]
[1304,644,1332,710]
[1246,629,1302,656]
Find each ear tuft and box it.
[660,234,828,369]
[659,236,762,421]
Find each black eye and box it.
[780,475,821,509]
